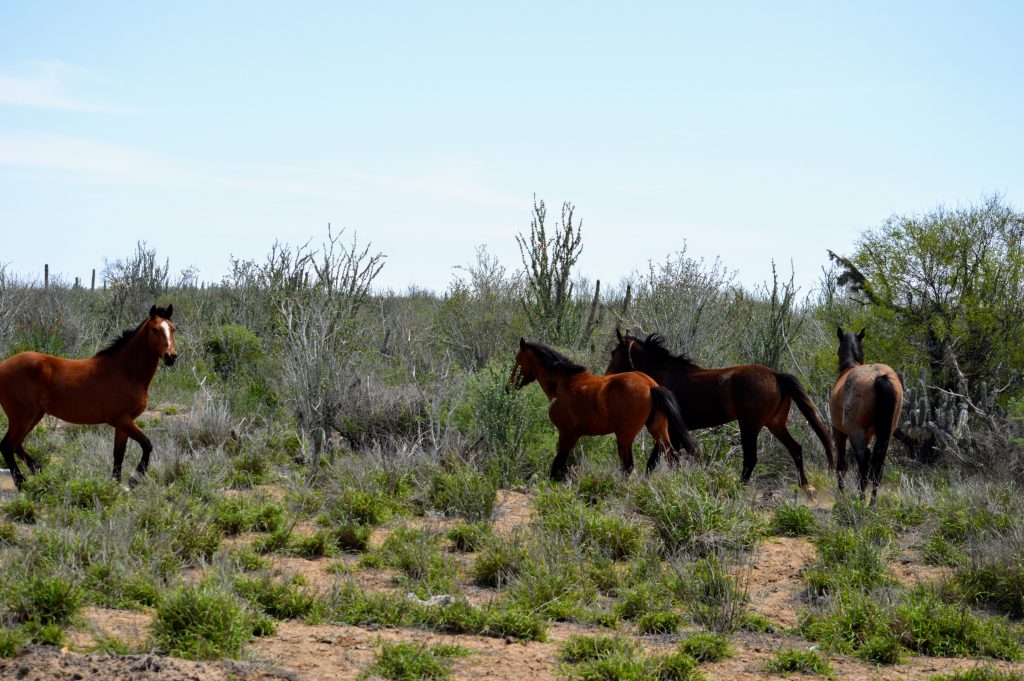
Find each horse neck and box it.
[527,359,573,400]
[105,329,161,384]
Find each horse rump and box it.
[872,375,899,455]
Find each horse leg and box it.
[550,432,580,482]
[118,420,154,487]
[768,423,812,495]
[112,429,129,483]
[867,439,888,507]
[15,409,46,475]
[848,432,871,502]
[832,428,848,494]
[616,429,640,476]
[646,420,676,473]
[0,417,36,489]
[739,423,760,484]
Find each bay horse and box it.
[606,330,833,494]
[510,339,698,481]
[830,327,902,505]
[0,305,178,489]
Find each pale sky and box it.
[2,2,1022,296]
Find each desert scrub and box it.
[770,502,817,537]
[891,587,1023,660]
[534,485,646,559]
[83,561,161,609]
[802,523,894,597]
[151,582,256,659]
[360,640,467,681]
[677,632,733,662]
[0,627,26,658]
[447,521,493,552]
[428,463,497,522]
[4,573,83,629]
[670,554,748,633]
[234,574,318,620]
[213,494,284,535]
[922,486,1017,566]
[368,526,459,596]
[629,470,760,556]
[765,648,833,677]
[3,496,37,524]
[472,533,530,587]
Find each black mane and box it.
[635,333,700,369]
[524,342,588,374]
[95,322,143,357]
[837,334,863,373]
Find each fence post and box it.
[91,269,96,291]
[44,264,49,289]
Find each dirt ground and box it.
[4,475,1024,680]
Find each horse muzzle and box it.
[163,353,178,366]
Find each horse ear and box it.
[615,327,623,342]
[149,305,157,318]
[165,304,173,319]
[519,337,526,349]
[836,326,844,340]
[857,328,866,341]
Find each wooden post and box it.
[91,269,96,291]
[44,264,49,289]
[74,277,80,289]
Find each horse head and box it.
[509,338,538,389]
[147,304,178,366]
[606,327,640,375]
[836,326,865,371]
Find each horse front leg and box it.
[551,432,581,482]
[112,429,128,483]
[616,430,639,476]
[848,433,870,502]
[118,420,154,487]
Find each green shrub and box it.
[213,495,284,535]
[428,465,497,522]
[330,522,373,552]
[671,555,747,633]
[954,549,1024,618]
[447,522,493,552]
[892,588,1023,661]
[473,535,529,587]
[151,583,255,659]
[251,527,292,555]
[765,648,833,677]
[560,635,637,663]
[7,574,83,627]
[372,526,458,596]
[235,574,317,620]
[677,632,732,662]
[205,324,263,380]
[770,503,817,537]
[636,610,682,635]
[3,496,37,524]
[291,530,336,559]
[361,640,465,681]
[653,651,703,681]
[803,525,893,596]
[0,627,26,658]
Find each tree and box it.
[516,195,584,344]
[829,195,1024,397]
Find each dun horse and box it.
[606,330,833,493]
[510,339,698,481]
[0,305,178,489]
[831,327,902,504]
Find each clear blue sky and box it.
[2,2,1022,296]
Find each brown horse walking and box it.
[0,305,178,489]
[510,339,698,481]
[831,327,902,505]
[606,330,833,493]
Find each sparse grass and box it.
[369,526,459,596]
[235,574,318,620]
[802,524,894,597]
[473,534,530,587]
[930,670,1024,681]
[770,503,817,537]
[765,648,833,677]
[429,464,497,522]
[447,521,493,552]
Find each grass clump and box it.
[671,555,747,633]
[234,574,317,620]
[428,464,497,522]
[370,526,459,596]
[213,495,284,535]
[0,627,26,658]
[636,610,682,635]
[447,522,493,552]
[677,632,732,662]
[6,574,83,629]
[802,524,893,597]
[473,534,529,587]
[930,670,1024,681]
[360,640,468,681]
[765,648,833,677]
[3,496,37,524]
[151,583,255,659]
[770,503,817,537]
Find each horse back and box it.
[830,364,901,435]
[669,363,780,428]
[554,371,656,436]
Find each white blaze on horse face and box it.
[160,321,173,351]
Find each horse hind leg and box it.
[15,409,47,475]
[112,429,129,483]
[832,427,848,494]
[848,432,871,502]
[868,433,892,507]
[615,429,640,476]
[645,415,676,473]
[738,422,760,484]
[1,418,37,489]
[768,422,813,496]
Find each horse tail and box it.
[873,375,898,457]
[775,372,835,470]
[648,386,699,458]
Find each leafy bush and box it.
[205,323,263,380]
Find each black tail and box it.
[648,386,699,458]
[873,375,898,457]
[776,372,835,470]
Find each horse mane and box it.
[638,333,700,369]
[524,342,588,374]
[95,322,144,357]
[838,337,861,373]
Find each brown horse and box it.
[510,339,698,481]
[830,327,902,505]
[0,305,178,489]
[606,330,833,493]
